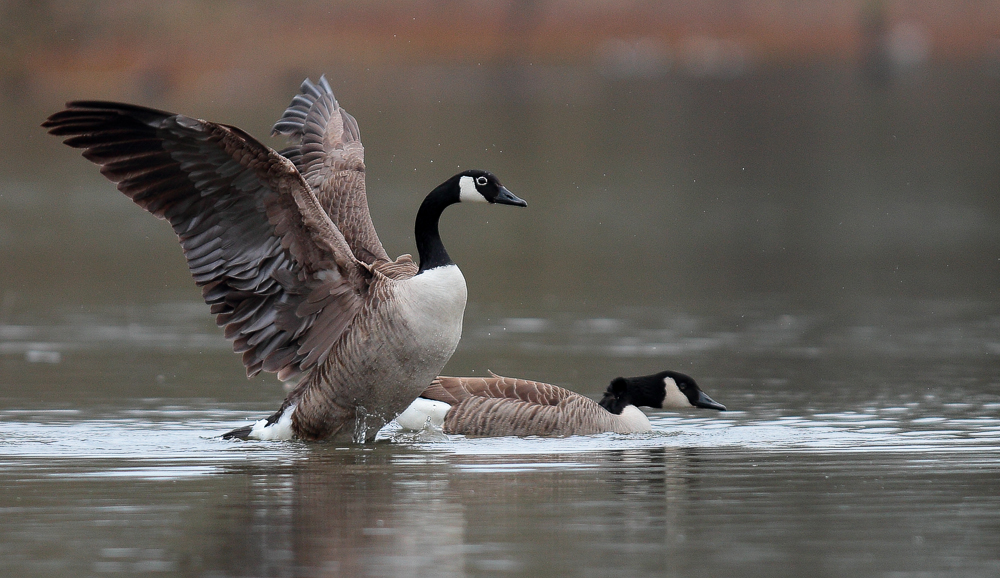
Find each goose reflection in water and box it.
[209,447,703,576]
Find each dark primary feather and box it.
[272,76,389,265]
[43,101,368,381]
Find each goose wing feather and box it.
[424,375,613,436]
[44,101,369,381]
[424,374,575,406]
[272,76,389,265]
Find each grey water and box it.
[2,62,1000,576]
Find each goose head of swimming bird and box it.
[598,370,726,415]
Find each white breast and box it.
[396,264,468,351]
[614,405,652,433]
[396,398,452,430]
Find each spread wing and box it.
[423,374,606,436]
[44,101,371,381]
[272,76,390,265]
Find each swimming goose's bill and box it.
[43,76,526,442]
[395,370,725,437]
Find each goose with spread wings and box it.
[44,76,526,442]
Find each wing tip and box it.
[43,100,176,135]
[270,75,339,139]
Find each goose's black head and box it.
[451,169,527,206]
[415,170,526,273]
[598,370,726,415]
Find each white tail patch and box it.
[248,405,296,441]
[458,175,488,203]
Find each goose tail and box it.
[221,404,297,441]
[221,424,254,440]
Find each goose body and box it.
[396,370,726,437]
[44,76,526,442]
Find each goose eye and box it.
[475,176,488,186]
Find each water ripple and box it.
[3,405,997,481]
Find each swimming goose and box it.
[43,76,526,442]
[395,370,726,436]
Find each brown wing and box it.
[423,374,578,406]
[441,397,568,436]
[422,374,608,436]
[375,254,419,281]
[44,101,370,381]
[272,76,390,265]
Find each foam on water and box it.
[3,404,998,480]
[381,408,1000,460]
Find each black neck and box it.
[598,377,630,415]
[415,182,458,273]
[598,375,666,414]
[627,375,667,407]
[598,395,628,415]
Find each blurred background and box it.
[0,0,998,385]
[3,0,998,304]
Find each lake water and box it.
[1,297,998,577]
[2,62,1000,576]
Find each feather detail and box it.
[272,76,389,266]
[421,375,649,437]
[43,101,368,382]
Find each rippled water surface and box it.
[2,299,998,578]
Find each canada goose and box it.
[395,370,726,436]
[43,76,526,442]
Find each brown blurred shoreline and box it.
[4,0,1000,107]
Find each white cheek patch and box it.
[458,175,488,203]
[661,377,693,409]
